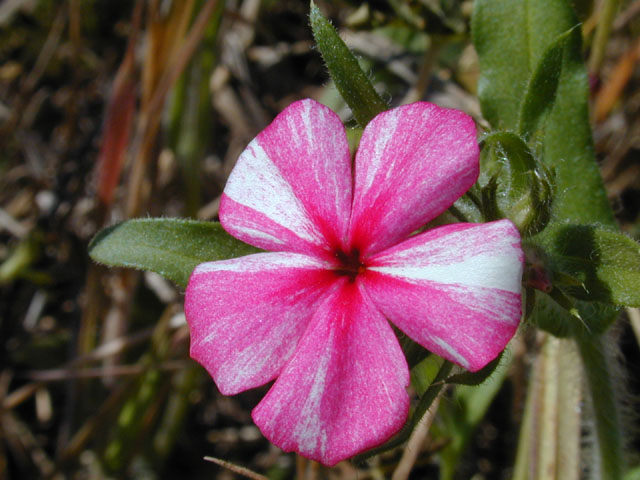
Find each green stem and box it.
[513,335,582,480]
[577,334,624,480]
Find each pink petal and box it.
[363,220,523,371]
[252,280,409,466]
[184,252,337,395]
[220,99,352,259]
[348,102,479,256]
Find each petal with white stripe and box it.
[252,280,409,466]
[363,220,523,371]
[349,102,479,256]
[185,252,336,395]
[220,99,352,259]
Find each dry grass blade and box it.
[126,0,220,217]
[142,0,220,138]
[0,5,66,137]
[23,360,189,382]
[594,37,640,123]
[2,411,56,477]
[627,308,640,347]
[204,456,269,480]
[2,382,42,411]
[95,0,143,212]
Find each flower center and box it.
[333,248,366,282]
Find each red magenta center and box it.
[333,248,365,282]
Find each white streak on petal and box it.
[431,337,470,369]
[370,252,520,293]
[194,252,327,274]
[292,340,331,456]
[224,139,324,245]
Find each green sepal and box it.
[445,350,503,386]
[309,1,387,127]
[88,218,260,288]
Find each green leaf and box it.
[472,0,579,129]
[309,1,387,126]
[88,218,260,288]
[546,224,640,307]
[517,26,579,141]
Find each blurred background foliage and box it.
[0,0,639,478]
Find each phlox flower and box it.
[185,99,523,466]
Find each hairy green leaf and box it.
[547,225,640,307]
[88,218,259,288]
[528,290,619,338]
[310,1,387,126]
[472,0,578,129]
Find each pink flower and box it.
[185,99,523,466]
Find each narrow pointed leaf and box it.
[309,1,387,126]
[88,218,259,288]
